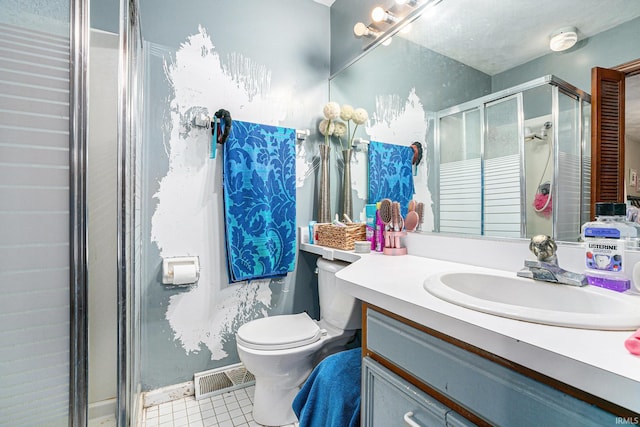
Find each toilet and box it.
[236,258,361,426]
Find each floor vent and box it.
[194,363,255,400]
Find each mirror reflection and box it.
[329,0,640,243]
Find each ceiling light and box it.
[371,7,399,24]
[549,27,578,52]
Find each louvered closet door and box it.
[591,67,625,216]
[0,13,71,427]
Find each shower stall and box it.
[434,75,591,242]
[0,0,89,425]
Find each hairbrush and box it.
[416,202,425,231]
[379,198,393,247]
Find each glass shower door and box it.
[438,108,482,235]
[484,94,524,238]
[0,0,87,425]
[555,88,583,241]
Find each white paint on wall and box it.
[151,26,311,360]
[352,89,435,230]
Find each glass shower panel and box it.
[0,1,72,425]
[522,85,553,238]
[438,108,481,235]
[484,95,523,237]
[555,89,582,241]
[581,100,592,228]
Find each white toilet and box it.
[236,258,361,426]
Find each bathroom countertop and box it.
[332,252,640,414]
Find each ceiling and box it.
[402,0,640,76]
[397,0,640,137]
[322,0,640,136]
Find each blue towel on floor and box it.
[223,120,296,282]
[368,141,415,217]
[292,348,361,427]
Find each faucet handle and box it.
[529,235,557,262]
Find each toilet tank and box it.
[317,258,362,331]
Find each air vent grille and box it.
[194,363,255,400]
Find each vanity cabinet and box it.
[362,357,473,426]
[363,305,617,427]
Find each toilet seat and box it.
[236,313,324,351]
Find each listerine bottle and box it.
[581,202,636,292]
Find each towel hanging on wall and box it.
[223,120,297,282]
[368,141,415,217]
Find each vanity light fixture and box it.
[549,26,578,52]
[353,22,381,38]
[371,6,399,24]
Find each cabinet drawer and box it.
[366,308,615,426]
[363,357,471,427]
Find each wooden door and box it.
[590,66,625,219]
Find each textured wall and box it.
[138,0,330,389]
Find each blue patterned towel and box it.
[292,348,361,427]
[223,121,296,282]
[368,141,415,217]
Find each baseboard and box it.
[142,381,195,408]
[88,398,117,420]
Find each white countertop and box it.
[320,249,640,413]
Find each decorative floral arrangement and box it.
[318,102,369,150]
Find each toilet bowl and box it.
[236,259,361,426]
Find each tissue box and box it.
[316,223,367,251]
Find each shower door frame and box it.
[70,0,90,425]
[117,0,144,425]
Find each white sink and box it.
[424,271,640,330]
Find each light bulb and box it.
[371,6,386,22]
[400,23,412,34]
[353,22,379,38]
[353,22,368,37]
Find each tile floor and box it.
[141,385,298,427]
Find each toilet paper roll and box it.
[172,263,198,285]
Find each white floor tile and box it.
[143,385,305,427]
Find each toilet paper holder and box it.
[162,256,200,286]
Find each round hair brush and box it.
[379,198,393,248]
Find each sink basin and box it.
[424,271,640,330]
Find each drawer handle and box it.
[403,411,421,427]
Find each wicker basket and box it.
[316,223,367,251]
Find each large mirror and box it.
[329,0,640,243]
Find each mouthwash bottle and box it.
[581,202,636,292]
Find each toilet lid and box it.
[236,313,323,351]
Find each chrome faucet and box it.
[517,235,587,287]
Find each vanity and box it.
[301,237,640,426]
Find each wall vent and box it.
[194,363,255,400]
